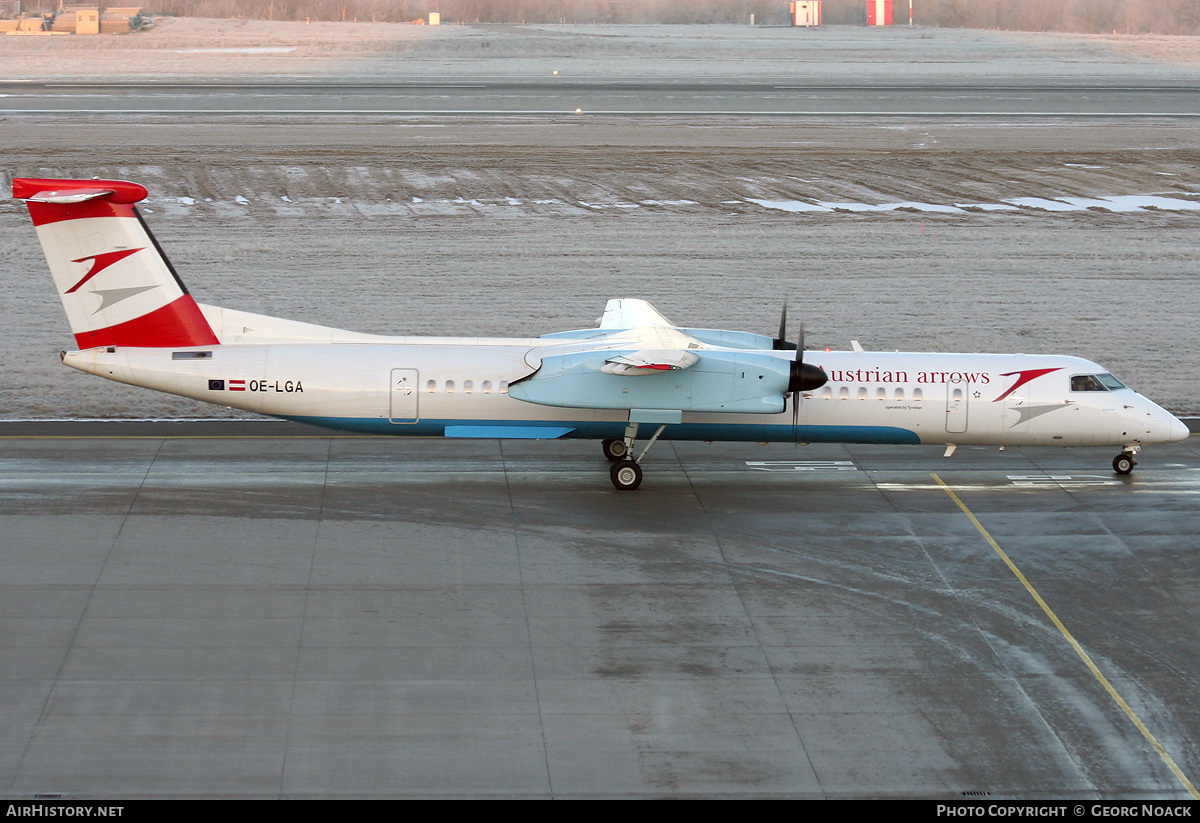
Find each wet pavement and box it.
[1,430,1197,798]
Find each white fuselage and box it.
[62,339,1189,450]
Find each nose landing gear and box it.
[1113,449,1138,475]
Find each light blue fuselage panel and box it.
[284,415,923,445]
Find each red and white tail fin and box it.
[13,177,219,349]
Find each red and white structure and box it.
[867,0,893,25]
[14,178,217,349]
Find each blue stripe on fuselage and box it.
[280,416,922,445]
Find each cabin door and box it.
[945,380,969,434]
[389,369,419,424]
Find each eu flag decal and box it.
[208,379,225,391]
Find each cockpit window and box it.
[1096,373,1126,390]
[1071,374,1108,392]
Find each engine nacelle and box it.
[509,349,800,414]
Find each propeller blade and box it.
[787,329,827,395]
[773,301,796,350]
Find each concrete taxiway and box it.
[3,80,1199,117]
[1,425,1198,798]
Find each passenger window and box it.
[839,386,849,400]
[857,387,867,400]
[876,387,886,400]
[1071,374,1108,392]
[482,380,492,394]
[894,388,904,401]
[913,388,923,402]
[820,387,832,400]
[445,380,455,395]
[499,381,509,395]
[464,380,473,395]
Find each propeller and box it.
[786,321,829,441]
[771,301,826,439]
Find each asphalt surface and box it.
[4,80,1200,117]
[2,431,1198,798]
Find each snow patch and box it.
[749,194,1200,216]
[1104,195,1200,211]
[748,199,831,213]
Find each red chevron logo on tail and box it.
[65,248,145,294]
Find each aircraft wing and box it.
[599,299,675,329]
[512,298,816,414]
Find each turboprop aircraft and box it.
[15,177,1190,490]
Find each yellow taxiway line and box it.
[932,472,1199,799]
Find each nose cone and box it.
[1169,414,1192,443]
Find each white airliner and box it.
[15,177,1190,489]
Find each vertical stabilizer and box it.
[13,177,219,349]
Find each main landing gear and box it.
[602,422,668,490]
[1113,449,1138,475]
[601,438,629,462]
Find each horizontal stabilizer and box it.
[13,178,149,206]
[23,188,115,205]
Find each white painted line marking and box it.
[745,460,857,472]
[1007,474,1120,486]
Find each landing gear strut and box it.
[604,421,668,490]
[1113,449,1138,475]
